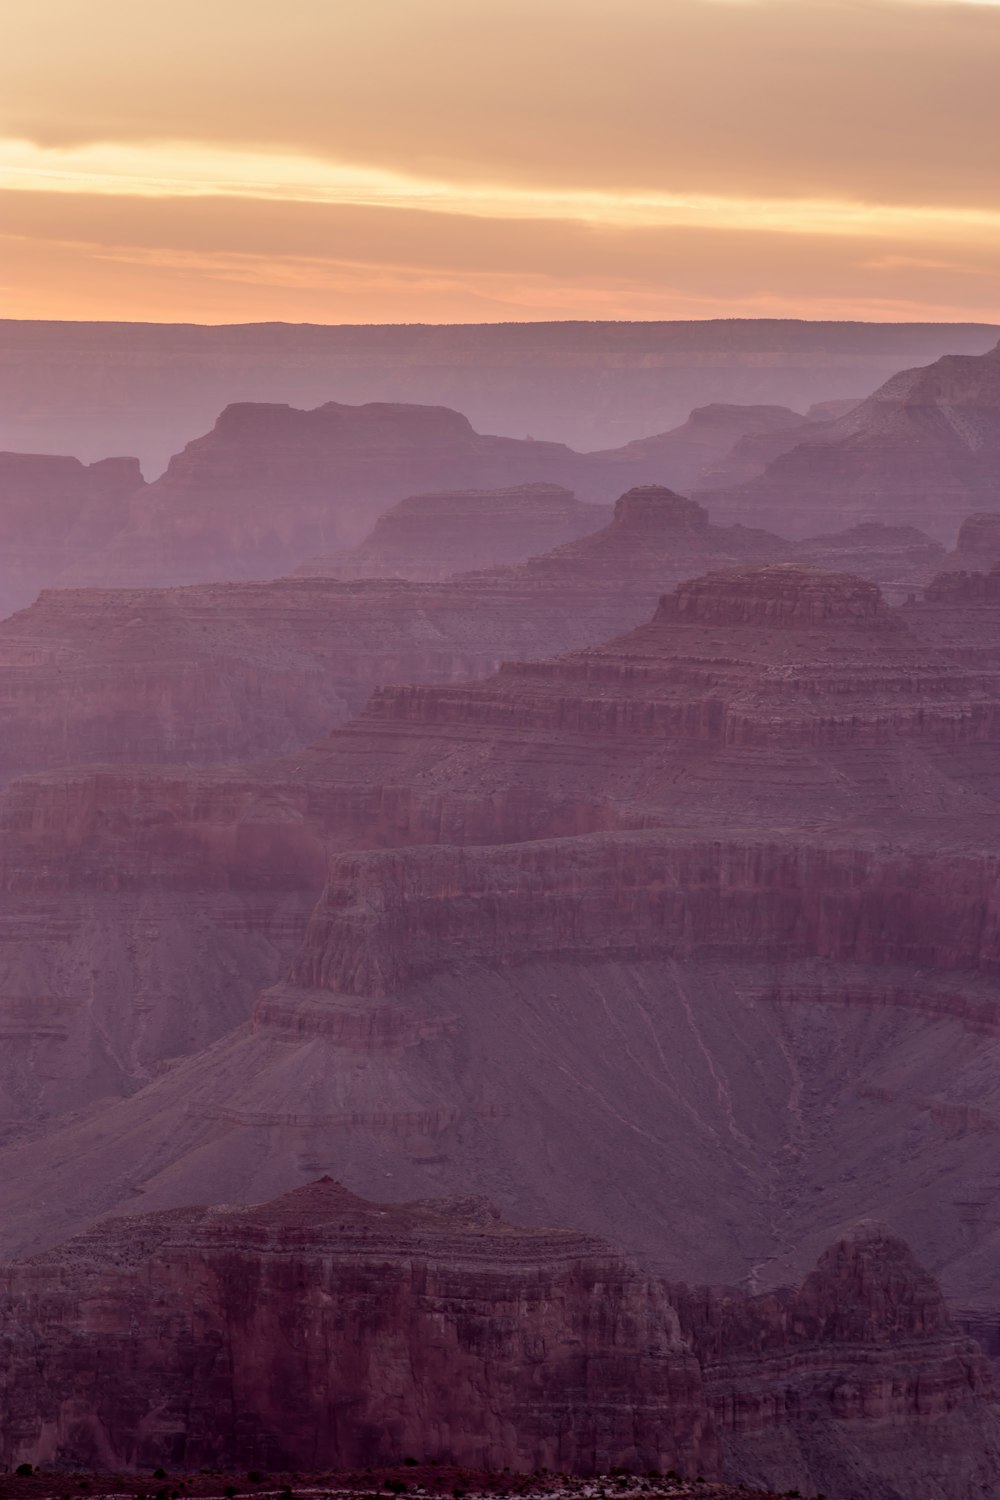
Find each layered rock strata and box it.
[6,567,1000,1329]
[6,559,1000,1141]
[0,490,793,782]
[0,1183,995,1500]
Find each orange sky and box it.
[3,0,1000,325]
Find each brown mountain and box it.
[1,1180,996,1500]
[702,340,1000,540]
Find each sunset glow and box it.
[4,0,1000,323]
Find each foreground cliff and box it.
[0,1180,715,1476]
[0,1181,996,1500]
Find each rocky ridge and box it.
[0,1180,996,1500]
[0,489,790,784]
[702,340,1000,539]
[58,402,645,589]
[6,318,993,468]
[585,404,808,495]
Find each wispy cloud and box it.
[4,138,1000,246]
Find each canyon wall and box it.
[0,1183,996,1500]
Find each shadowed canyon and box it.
[1,324,1000,1500]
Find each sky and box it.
[2,0,1000,325]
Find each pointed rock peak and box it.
[802,1221,949,1337]
[656,564,892,629]
[835,1216,900,1247]
[246,1177,379,1223]
[611,486,709,532]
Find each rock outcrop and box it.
[702,340,1000,539]
[0,452,143,616]
[0,1180,714,1476]
[685,1222,1000,1500]
[0,1183,996,1500]
[296,484,608,581]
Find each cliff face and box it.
[291,831,1000,1002]
[935,511,1000,577]
[4,562,1000,1142]
[684,1223,1000,1500]
[702,341,1000,540]
[0,452,143,615]
[0,1183,996,1500]
[0,1180,715,1477]
[295,484,609,581]
[0,575,582,783]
